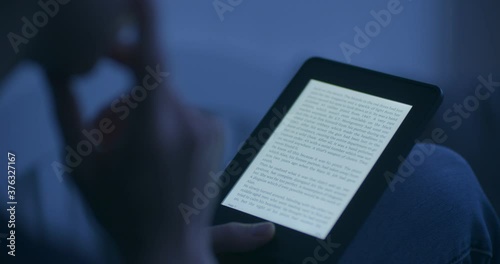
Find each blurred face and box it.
[30,0,129,75]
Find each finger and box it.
[211,222,275,254]
[108,12,141,66]
[109,0,158,67]
[46,73,93,188]
[129,0,156,47]
[46,72,83,149]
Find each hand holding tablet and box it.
[214,58,442,263]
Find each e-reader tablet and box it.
[213,57,442,263]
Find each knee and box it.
[392,143,478,194]
[415,143,472,172]
[346,145,499,263]
[389,144,499,261]
[386,143,488,224]
[405,143,472,174]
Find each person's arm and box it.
[47,0,274,262]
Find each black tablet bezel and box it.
[213,57,443,263]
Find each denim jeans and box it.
[339,144,500,264]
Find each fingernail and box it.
[252,222,275,237]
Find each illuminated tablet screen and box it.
[222,79,412,239]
